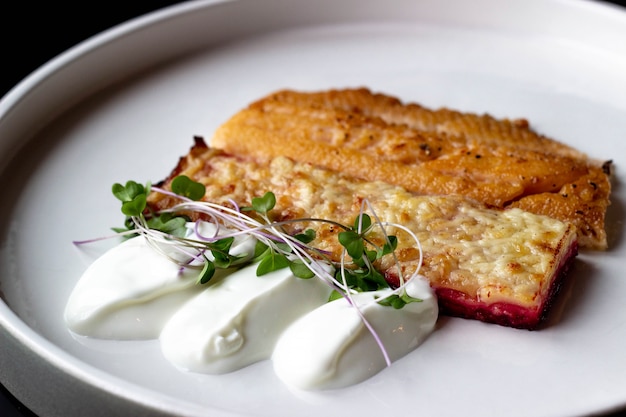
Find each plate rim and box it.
[1,0,626,416]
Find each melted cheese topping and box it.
[149,147,576,314]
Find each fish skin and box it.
[211,88,611,249]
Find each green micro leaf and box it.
[112,180,145,203]
[336,268,359,288]
[377,292,423,309]
[210,237,235,268]
[377,294,403,309]
[366,249,378,263]
[338,230,364,260]
[353,213,372,232]
[294,229,316,244]
[211,237,235,253]
[171,175,206,201]
[252,240,271,261]
[289,259,315,279]
[210,236,237,269]
[328,290,344,302]
[354,269,381,292]
[275,242,293,254]
[390,295,406,309]
[120,194,147,217]
[198,258,216,284]
[251,192,276,214]
[256,250,289,276]
[212,251,232,269]
[400,292,423,305]
[381,235,398,257]
[364,268,388,289]
[147,213,188,237]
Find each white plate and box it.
[1,0,626,416]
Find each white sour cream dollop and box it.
[160,265,333,373]
[272,275,438,390]
[65,222,439,390]
[64,222,255,339]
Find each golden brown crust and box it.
[252,87,587,159]
[211,88,611,249]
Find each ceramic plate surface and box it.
[1,0,626,416]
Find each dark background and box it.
[1,1,626,416]
[0,2,186,99]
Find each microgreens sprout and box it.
[78,175,425,367]
[107,176,424,302]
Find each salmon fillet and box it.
[148,138,578,330]
[211,88,612,250]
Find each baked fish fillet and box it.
[211,88,612,250]
[148,138,578,330]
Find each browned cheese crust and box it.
[148,138,578,330]
[210,88,612,250]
